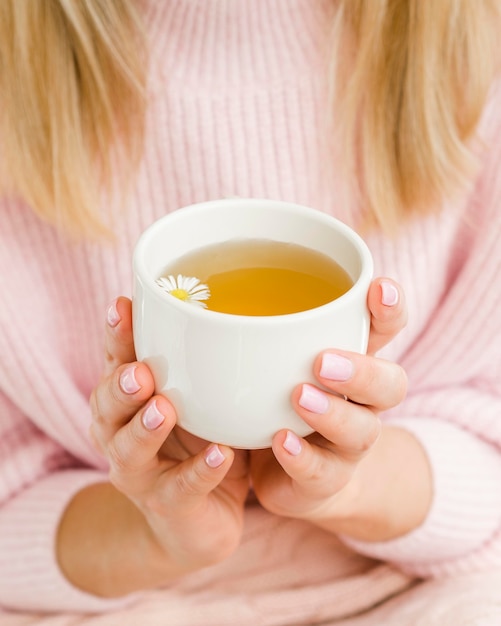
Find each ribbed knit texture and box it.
[1,1,501,620]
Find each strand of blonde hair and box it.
[0,0,146,237]
[0,1,500,236]
[331,0,500,232]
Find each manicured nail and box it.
[120,366,141,394]
[107,300,121,327]
[205,444,225,468]
[283,431,302,456]
[320,353,353,381]
[381,281,399,307]
[142,400,165,430]
[299,384,329,414]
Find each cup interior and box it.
[134,199,371,307]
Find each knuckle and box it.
[173,459,214,498]
[127,419,148,449]
[304,459,329,486]
[173,467,202,498]
[363,357,381,390]
[89,385,112,430]
[294,451,337,498]
[333,409,353,444]
[301,476,339,502]
[107,439,131,475]
[108,421,148,476]
[89,388,108,436]
[97,366,137,418]
[104,348,116,368]
[360,358,408,408]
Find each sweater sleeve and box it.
[340,88,501,577]
[0,394,137,613]
[341,409,501,578]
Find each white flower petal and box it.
[190,291,210,301]
[156,274,210,306]
[182,276,200,291]
[156,276,176,291]
[190,285,210,295]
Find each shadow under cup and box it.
[132,199,374,449]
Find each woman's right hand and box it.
[89,297,250,581]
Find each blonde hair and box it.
[332,0,501,230]
[0,0,146,236]
[0,1,499,235]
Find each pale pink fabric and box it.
[2,572,501,626]
[1,1,501,622]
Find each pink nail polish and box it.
[120,366,141,394]
[107,300,121,327]
[320,353,353,381]
[381,281,399,306]
[298,384,329,414]
[142,400,165,430]
[283,431,302,456]
[205,444,225,468]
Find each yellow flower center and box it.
[170,288,190,301]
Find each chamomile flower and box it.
[156,274,211,308]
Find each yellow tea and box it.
[161,239,353,316]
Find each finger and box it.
[366,278,408,355]
[103,297,136,378]
[313,350,407,410]
[107,395,177,490]
[90,361,155,449]
[292,384,381,456]
[270,430,353,501]
[160,444,236,505]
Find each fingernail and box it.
[283,431,302,456]
[299,384,329,414]
[142,400,165,430]
[320,353,353,381]
[381,281,399,307]
[205,444,225,468]
[107,300,121,327]
[120,366,141,394]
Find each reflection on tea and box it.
[160,239,353,316]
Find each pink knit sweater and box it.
[2,1,501,617]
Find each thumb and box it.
[163,444,235,503]
[366,278,408,355]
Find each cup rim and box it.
[133,198,374,324]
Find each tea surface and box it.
[161,239,353,315]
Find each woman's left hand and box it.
[250,277,410,528]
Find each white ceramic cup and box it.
[132,198,373,449]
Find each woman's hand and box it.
[85,297,249,591]
[250,278,432,541]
